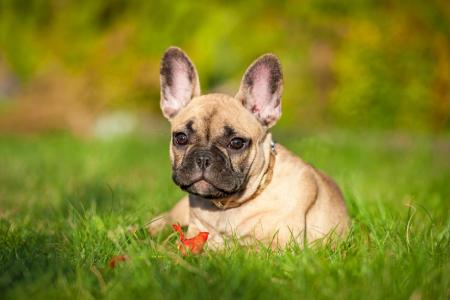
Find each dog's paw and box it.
[146,213,169,235]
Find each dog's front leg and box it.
[147,196,189,235]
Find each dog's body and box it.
[148,47,349,248]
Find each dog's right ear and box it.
[236,54,283,128]
[160,47,201,119]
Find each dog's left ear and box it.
[160,47,201,119]
[236,54,283,127]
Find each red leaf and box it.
[108,255,128,269]
[172,223,209,256]
[172,223,184,240]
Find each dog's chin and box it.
[182,180,235,199]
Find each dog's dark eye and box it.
[228,138,246,150]
[173,132,188,146]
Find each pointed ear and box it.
[160,47,201,119]
[236,54,283,127]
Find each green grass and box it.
[0,131,449,299]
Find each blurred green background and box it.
[1,2,450,299]
[0,0,449,135]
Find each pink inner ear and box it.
[236,54,282,127]
[163,59,194,115]
[250,65,272,113]
[160,47,202,119]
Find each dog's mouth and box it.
[191,179,212,192]
[179,177,237,199]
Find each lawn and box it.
[0,130,449,299]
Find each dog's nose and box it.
[195,152,212,170]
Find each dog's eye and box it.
[173,132,188,146]
[228,138,246,150]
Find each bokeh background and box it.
[1,2,450,298]
[1,0,449,135]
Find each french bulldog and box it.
[147,47,349,248]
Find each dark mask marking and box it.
[223,125,236,138]
[185,120,195,134]
[203,108,217,142]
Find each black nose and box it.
[195,152,212,170]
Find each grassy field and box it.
[0,130,449,299]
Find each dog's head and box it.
[160,47,283,199]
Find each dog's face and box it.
[168,94,265,198]
[160,47,283,199]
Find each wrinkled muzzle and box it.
[172,146,245,198]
